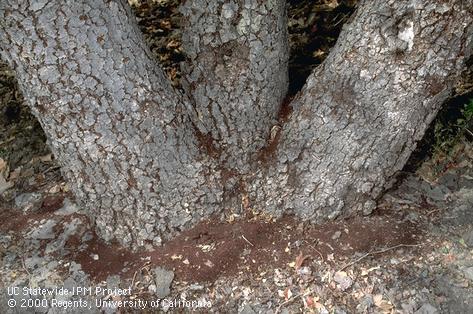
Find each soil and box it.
[1,148,473,312]
[65,213,420,283]
[1,0,473,313]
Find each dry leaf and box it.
[204,260,214,268]
[295,252,310,270]
[374,294,393,312]
[361,266,380,276]
[0,174,13,194]
[226,213,236,223]
[160,20,172,30]
[0,158,13,193]
[325,0,339,9]
[62,184,70,192]
[284,287,293,300]
[305,295,319,308]
[111,294,123,302]
[241,194,250,209]
[48,184,61,194]
[373,294,383,304]
[9,167,21,181]
[378,301,393,312]
[39,154,52,162]
[0,158,8,173]
[313,49,325,58]
[170,254,182,260]
[198,243,215,252]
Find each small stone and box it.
[332,231,342,240]
[462,267,473,281]
[415,303,438,314]
[92,254,99,260]
[424,185,449,201]
[63,276,77,289]
[406,211,420,223]
[362,200,376,215]
[357,295,373,311]
[438,172,460,190]
[188,284,204,290]
[15,192,42,212]
[148,284,157,293]
[328,210,341,220]
[333,308,348,314]
[461,228,473,248]
[401,300,417,313]
[240,304,256,314]
[334,271,353,291]
[297,266,312,276]
[107,275,121,290]
[27,219,57,240]
[152,267,174,298]
[81,231,93,242]
[55,198,79,215]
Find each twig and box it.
[338,243,421,271]
[275,291,311,314]
[426,208,442,216]
[0,136,15,147]
[241,235,254,247]
[21,257,31,276]
[41,165,61,175]
[323,242,334,251]
[465,128,473,138]
[130,262,150,288]
[303,240,324,262]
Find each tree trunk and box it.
[180,0,289,171]
[1,0,472,249]
[250,0,473,222]
[0,0,222,247]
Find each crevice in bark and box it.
[130,0,185,89]
[1,0,472,250]
[286,0,357,96]
[179,0,289,172]
[192,125,222,160]
[250,0,473,224]
[0,0,225,249]
[257,95,294,165]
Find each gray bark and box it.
[180,0,289,171]
[1,0,472,248]
[0,0,222,247]
[250,0,473,222]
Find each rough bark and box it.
[250,0,473,221]
[1,0,472,249]
[0,0,222,247]
[180,0,289,171]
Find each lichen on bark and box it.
[180,0,289,172]
[0,0,222,247]
[250,0,473,222]
[1,0,472,249]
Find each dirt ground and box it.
[1,143,473,313]
[1,0,473,313]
